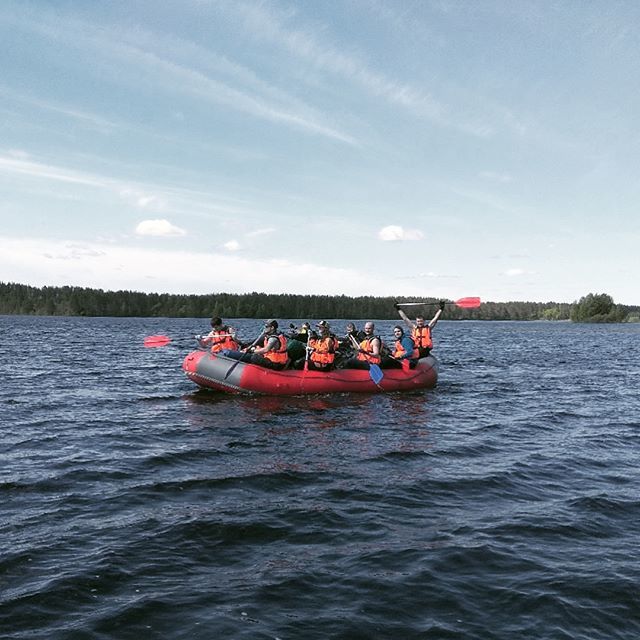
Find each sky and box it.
[1,1,638,304]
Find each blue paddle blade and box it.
[369,364,384,385]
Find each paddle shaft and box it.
[223,332,266,380]
[396,296,481,309]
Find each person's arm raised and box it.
[394,302,415,331]
[429,301,445,329]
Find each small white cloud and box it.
[378,225,424,242]
[135,219,186,237]
[223,239,241,251]
[505,268,525,277]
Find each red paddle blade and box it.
[143,335,171,348]
[454,297,481,308]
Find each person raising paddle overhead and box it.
[394,300,445,357]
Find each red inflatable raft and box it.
[182,351,438,395]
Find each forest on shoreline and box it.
[1,282,638,322]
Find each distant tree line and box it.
[570,293,630,323]
[0,282,637,322]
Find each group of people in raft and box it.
[198,301,445,373]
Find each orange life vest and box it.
[309,335,339,366]
[262,333,288,364]
[209,328,239,353]
[357,336,381,364]
[412,326,433,350]
[393,337,419,360]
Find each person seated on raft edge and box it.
[381,326,419,370]
[340,321,382,370]
[198,316,240,353]
[394,300,445,358]
[241,319,289,371]
[293,320,340,371]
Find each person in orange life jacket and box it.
[341,321,382,370]
[199,316,239,353]
[381,326,419,369]
[294,320,340,370]
[245,319,288,370]
[394,300,445,357]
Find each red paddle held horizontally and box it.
[396,297,481,309]
[143,333,236,348]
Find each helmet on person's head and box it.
[316,320,330,330]
[211,316,222,327]
[264,319,278,330]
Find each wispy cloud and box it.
[43,243,107,260]
[7,9,356,144]
[223,1,492,137]
[110,42,356,144]
[0,152,270,222]
[378,225,424,242]
[0,84,120,132]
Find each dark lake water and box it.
[2,315,640,639]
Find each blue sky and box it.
[1,1,638,303]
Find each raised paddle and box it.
[396,296,481,309]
